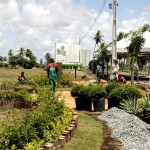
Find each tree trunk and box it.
[107,62,108,75]
[131,63,134,85]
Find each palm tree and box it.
[40,58,43,65]
[8,49,13,57]
[127,31,145,85]
[18,47,25,57]
[26,49,33,60]
[3,56,7,64]
[93,30,103,53]
[44,52,51,64]
[92,30,103,74]
[0,56,3,64]
[97,43,110,74]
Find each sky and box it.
[0,0,150,62]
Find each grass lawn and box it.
[0,68,45,81]
[64,111,103,150]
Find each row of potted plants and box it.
[71,83,141,111]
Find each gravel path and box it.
[97,108,150,150]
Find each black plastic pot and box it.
[75,98,92,111]
[93,98,105,112]
[108,98,120,109]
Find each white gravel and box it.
[97,107,150,150]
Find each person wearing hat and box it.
[46,58,59,92]
[112,59,119,79]
[106,68,119,83]
[112,59,119,72]
[96,62,103,84]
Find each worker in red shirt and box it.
[106,68,119,83]
[18,72,27,84]
[46,58,59,92]
[118,75,126,84]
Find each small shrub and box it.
[105,83,121,96]
[28,74,49,87]
[108,86,124,108]
[60,73,73,87]
[71,84,85,98]
[120,96,143,115]
[122,85,140,99]
[88,85,106,99]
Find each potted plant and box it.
[88,85,106,111]
[105,83,121,97]
[71,85,92,111]
[108,86,124,109]
[71,85,85,110]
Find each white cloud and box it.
[0,0,149,62]
[126,8,136,15]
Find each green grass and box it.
[64,111,103,150]
[0,68,45,81]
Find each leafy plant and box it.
[120,96,143,115]
[60,73,73,87]
[122,85,140,99]
[105,83,121,96]
[88,85,106,99]
[71,84,85,98]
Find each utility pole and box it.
[112,0,117,64]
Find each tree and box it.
[97,43,110,74]
[93,30,103,53]
[18,47,25,57]
[40,58,43,65]
[25,49,33,60]
[0,56,3,64]
[44,52,51,64]
[8,49,13,57]
[127,31,145,85]
[92,30,103,74]
[3,56,7,64]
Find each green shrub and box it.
[108,86,125,108]
[28,74,49,87]
[105,83,121,96]
[60,73,73,87]
[88,85,106,99]
[71,84,85,98]
[109,86,124,102]
[0,90,72,150]
[122,85,140,99]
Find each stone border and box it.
[38,110,78,150]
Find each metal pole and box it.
[112,0,117,64]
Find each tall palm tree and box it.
[93,30,103,53]
[92,30,103,74]
[18,47,25,57]
[97,43,110,74]
[0,56,3,64]
[44,52,51,64]
[26,49,33,60]
[127,31,145,85]
[8,49,13,57]
[3,56,7,64]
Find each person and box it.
[96,62,103,84]
[118,74,126,84]
[147,64,150,76]
[112,59,119,78]
[106,68,119,83]
[134,63,139,82]
[18,71,27,84]
[46,58,59,92]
